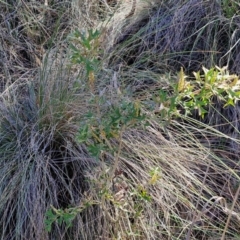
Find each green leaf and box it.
[57,217,63,225]
[44,209,58,232]
[223,98,235,108]
[73,29,81,38]
[193,71,201,82]
[88,29,100,41]
[85,60,95,75]
[63,212,77,228]
[77,125,89,143]
[198,106,207,118]
[88,144,104,158]
[158,89,168,102]
[69,43,79,52]
[234,91,240,98]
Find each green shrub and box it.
[156,66,240,119]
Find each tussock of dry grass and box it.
[104,0,240,74]
[0,0,240,239]
[0,61,98,239]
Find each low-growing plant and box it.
[68,29,101,92]
[45,197,98,233]
[44,28,148,233]
[78,100,146,158]
[156,66,240,119]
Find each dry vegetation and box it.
[0,0,240,239]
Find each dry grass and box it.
[76,113,240,239]
[105,0,240,74]
[0,57,98,239]
[0,0,240,239]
